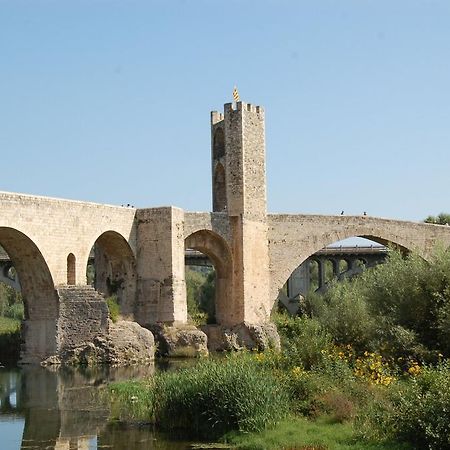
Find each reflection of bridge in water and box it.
[0,365,160,450]
[186,246,388,315]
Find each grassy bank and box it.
[226,416,410,450]
[109,249,450,449]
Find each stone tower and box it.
[211,102,271,323]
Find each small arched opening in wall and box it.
[213,163,227,212]
[185,230,233,326]
[67,253,76,285]
[0,228,58,363]
[213,127,225,159]
[277,236,394,316]
[86,231,136,320]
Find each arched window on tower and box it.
[213,163,227,212]
[213,128,225,159]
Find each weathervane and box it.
[232,85,240,102]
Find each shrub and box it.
[106,295,120,323]
[357,361,450,449]
[274,314,333,370]
[186,268,215,325]
[0,317,21,363]
[306,248,450,362]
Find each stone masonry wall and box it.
[0,191,136,286]
[268,214,450,306]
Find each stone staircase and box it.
[56,285,109,352]
[57,285,106,303]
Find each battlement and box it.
[211,111,224,125]
[223,102,264,116]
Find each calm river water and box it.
[0,362,219,450]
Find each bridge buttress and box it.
[134,207,187,327]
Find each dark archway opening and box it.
[185,248,216,325]
[279,237,388,316]
[213,163,227,212]
[213,127,225,159]
[185,230,233,326]
[86,231,136,320]
[0,228,57,363]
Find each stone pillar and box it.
[135,207,187,326]
[317,259,326,290]
[332,259,340,277]
[287,260,310,298]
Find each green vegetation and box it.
[0,283,23,322]
[110,248,450,449]
[227,416,409,450]
[186,267,215,325]
[306,248,450,361]
[110,354,289,440]
[424,212,450,225]
[0,282,23,363]
[106,295,120,323]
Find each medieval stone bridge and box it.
[2,100,450,363]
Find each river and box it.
[0,362,223,450]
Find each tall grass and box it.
[110,354,289,439]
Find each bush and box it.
[274,314,333,370]
[106,295,120,323]
[186,268,215,325]
[0,317,21,363]
[358,362,450,449]
[306,248,450,362]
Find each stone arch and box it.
[213,127,225,159]
[88,231,137,319]
[0,227,58,362]
[270,225,414,306]
[67,253,76,285]
[185,229,233,325]
[213,163,227,212]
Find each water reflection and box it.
[0,364,195,450]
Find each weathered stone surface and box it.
[3,99,450,365]
[202,322,280,352]
[151,324,208,357]
[42,320,155,366]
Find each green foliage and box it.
[110,354,289,440]
[306,248,450,361]
[106,295,120,323]
[227,416,410,450]
[186,267,215,325]
[0,316,21,363]
[0,283,23,321]
[424,213,450,225]
[358,362,450,449]
[273,314,333,370]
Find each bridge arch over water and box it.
[88,230,137,319]
[185,229,233,326]
[0,226,58,361]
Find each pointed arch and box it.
[213,163,227,212]
[185,229,233,325]
[87,231,136,319]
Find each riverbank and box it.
[109,314,450,449]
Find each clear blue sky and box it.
[1,0,449,222]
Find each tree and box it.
[424,213,450,225]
